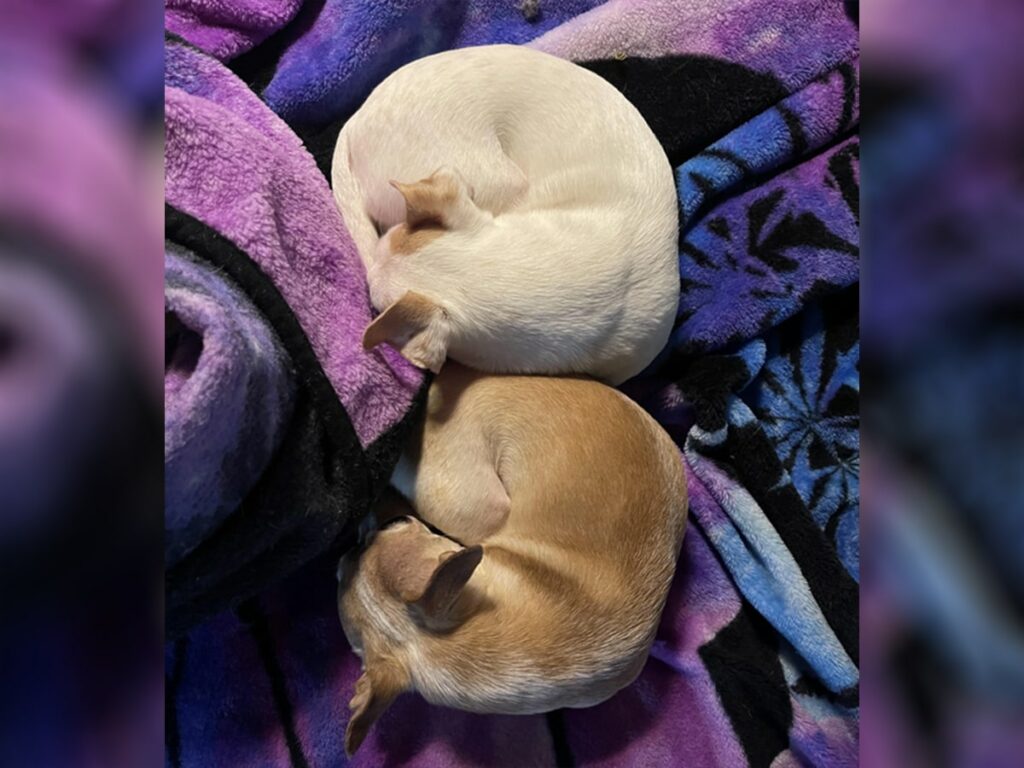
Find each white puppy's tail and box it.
[331,125,380,274]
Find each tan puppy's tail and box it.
[331,125,381,274]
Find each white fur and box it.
[333,44,679,385]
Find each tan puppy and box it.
[337,364,688,754]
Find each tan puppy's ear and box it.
[345,659,408,756]
[363,291,449,373]
[389,167,475,228]
[379,538,482,614]
[416,545,484,618]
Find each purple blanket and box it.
[164,40,426,634]
[164,245,296,568]
[166,0,303,60]
[165,0,859,764]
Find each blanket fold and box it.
[164,244,296,568]
[166,0,304,60]
[164,40,425,636]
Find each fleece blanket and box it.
[165,0,859,765]
[164,39,427,636]
[164,244,296,569]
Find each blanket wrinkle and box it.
[166,0,304,61]
[164,244,296,569]
[164,42,425,636]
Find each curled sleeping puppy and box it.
[332,44,679,385]
[336,364,688,755]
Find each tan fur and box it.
[338,365,688,750]
[390,170,466,229]
[388,222,445,255]
[343,656,408,755]
[362,291,449,373]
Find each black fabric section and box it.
[707,216,731,241]
[546,709,576,768]
[700,602,792,768]
[295,116,352,184]
[689,171,716,200]
[165,310,202,378]
[845,0,859,26]
[680,241,715,269]
[239,600,312,768]
[816,285,859,404]
[753,201,858,271]
[698,422,859,665]
[700,146,753,174]
[165,637,188,768]
[838,62,858,132]
[229,0,348,184]
[829,139,860,225]
[578,55,788,168]
[777,104,808,158]
[165,31,205,55]
[679,276,713,294]
[164,207,425,637]
[660,352,752,431]
[672,307,695,331]
[791,674,859,709]
[364,375,431,492]
[228,0,327,97]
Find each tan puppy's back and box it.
[339,367,688,753]
[396,365,687,705]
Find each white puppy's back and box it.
[333,45,679,384]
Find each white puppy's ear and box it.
[345,659,408,756]
[362,291,449,373]
[389,167,478,229]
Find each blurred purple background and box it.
[862,0,1024,765]
[0,0,163,766]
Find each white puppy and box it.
[333,44,679,385]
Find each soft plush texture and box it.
[164,244,296,568]
[164,39,426,635]
[166,41,423,450]
[165,0,859,765]
[261,0,607,125]
[166,0,303,60]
